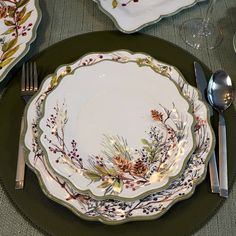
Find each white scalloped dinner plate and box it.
[23,51,214,224]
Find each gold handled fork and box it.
[15,62,38,189]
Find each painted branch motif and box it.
[0,0,33,69]
[43,101,188,196]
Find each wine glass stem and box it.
[203,0,217,27]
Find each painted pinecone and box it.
[130,159,148,177]
[151,110,163,121]
[114,155,132,172]
[0,6,16,19]
[0,6,7,19]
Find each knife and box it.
[194,62,220,193]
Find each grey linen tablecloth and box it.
[0,0,236,235]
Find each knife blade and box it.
[194,61,220,193]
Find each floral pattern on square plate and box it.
[0,0,41,83]
[37,56,196,201]
[94,0,205,33]
[23,50,215,224]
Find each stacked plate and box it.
[93,0,205,33]
[23,50,214,224]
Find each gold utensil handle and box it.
[208,152,220,193]
[219,113,228,198]
[15,117,26,189]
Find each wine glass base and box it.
[180,18,223,50]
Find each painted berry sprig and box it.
[44,103,84,172]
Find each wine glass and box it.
[233,32,236,53]
[179,0,223,49]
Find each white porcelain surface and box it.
[24,51,214,224]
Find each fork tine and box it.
[30,62,33,91]
[26,63,29,91]
[33,62,38,91]
[21,63,25,91]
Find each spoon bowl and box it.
[207,70,234,198]
[207,70,234,112]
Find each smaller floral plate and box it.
[94,0,205,33]
[37,54,196,201]
[23,50,215,224]
[0,0,41,83]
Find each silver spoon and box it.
[207,70,234,198]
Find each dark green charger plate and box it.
[0,31,236,236]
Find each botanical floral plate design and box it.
[0,0,41,83]
[38,57,196,201]
[23,50,214,224]
[94,0,205,33]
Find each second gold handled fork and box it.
[15,62,38,189]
